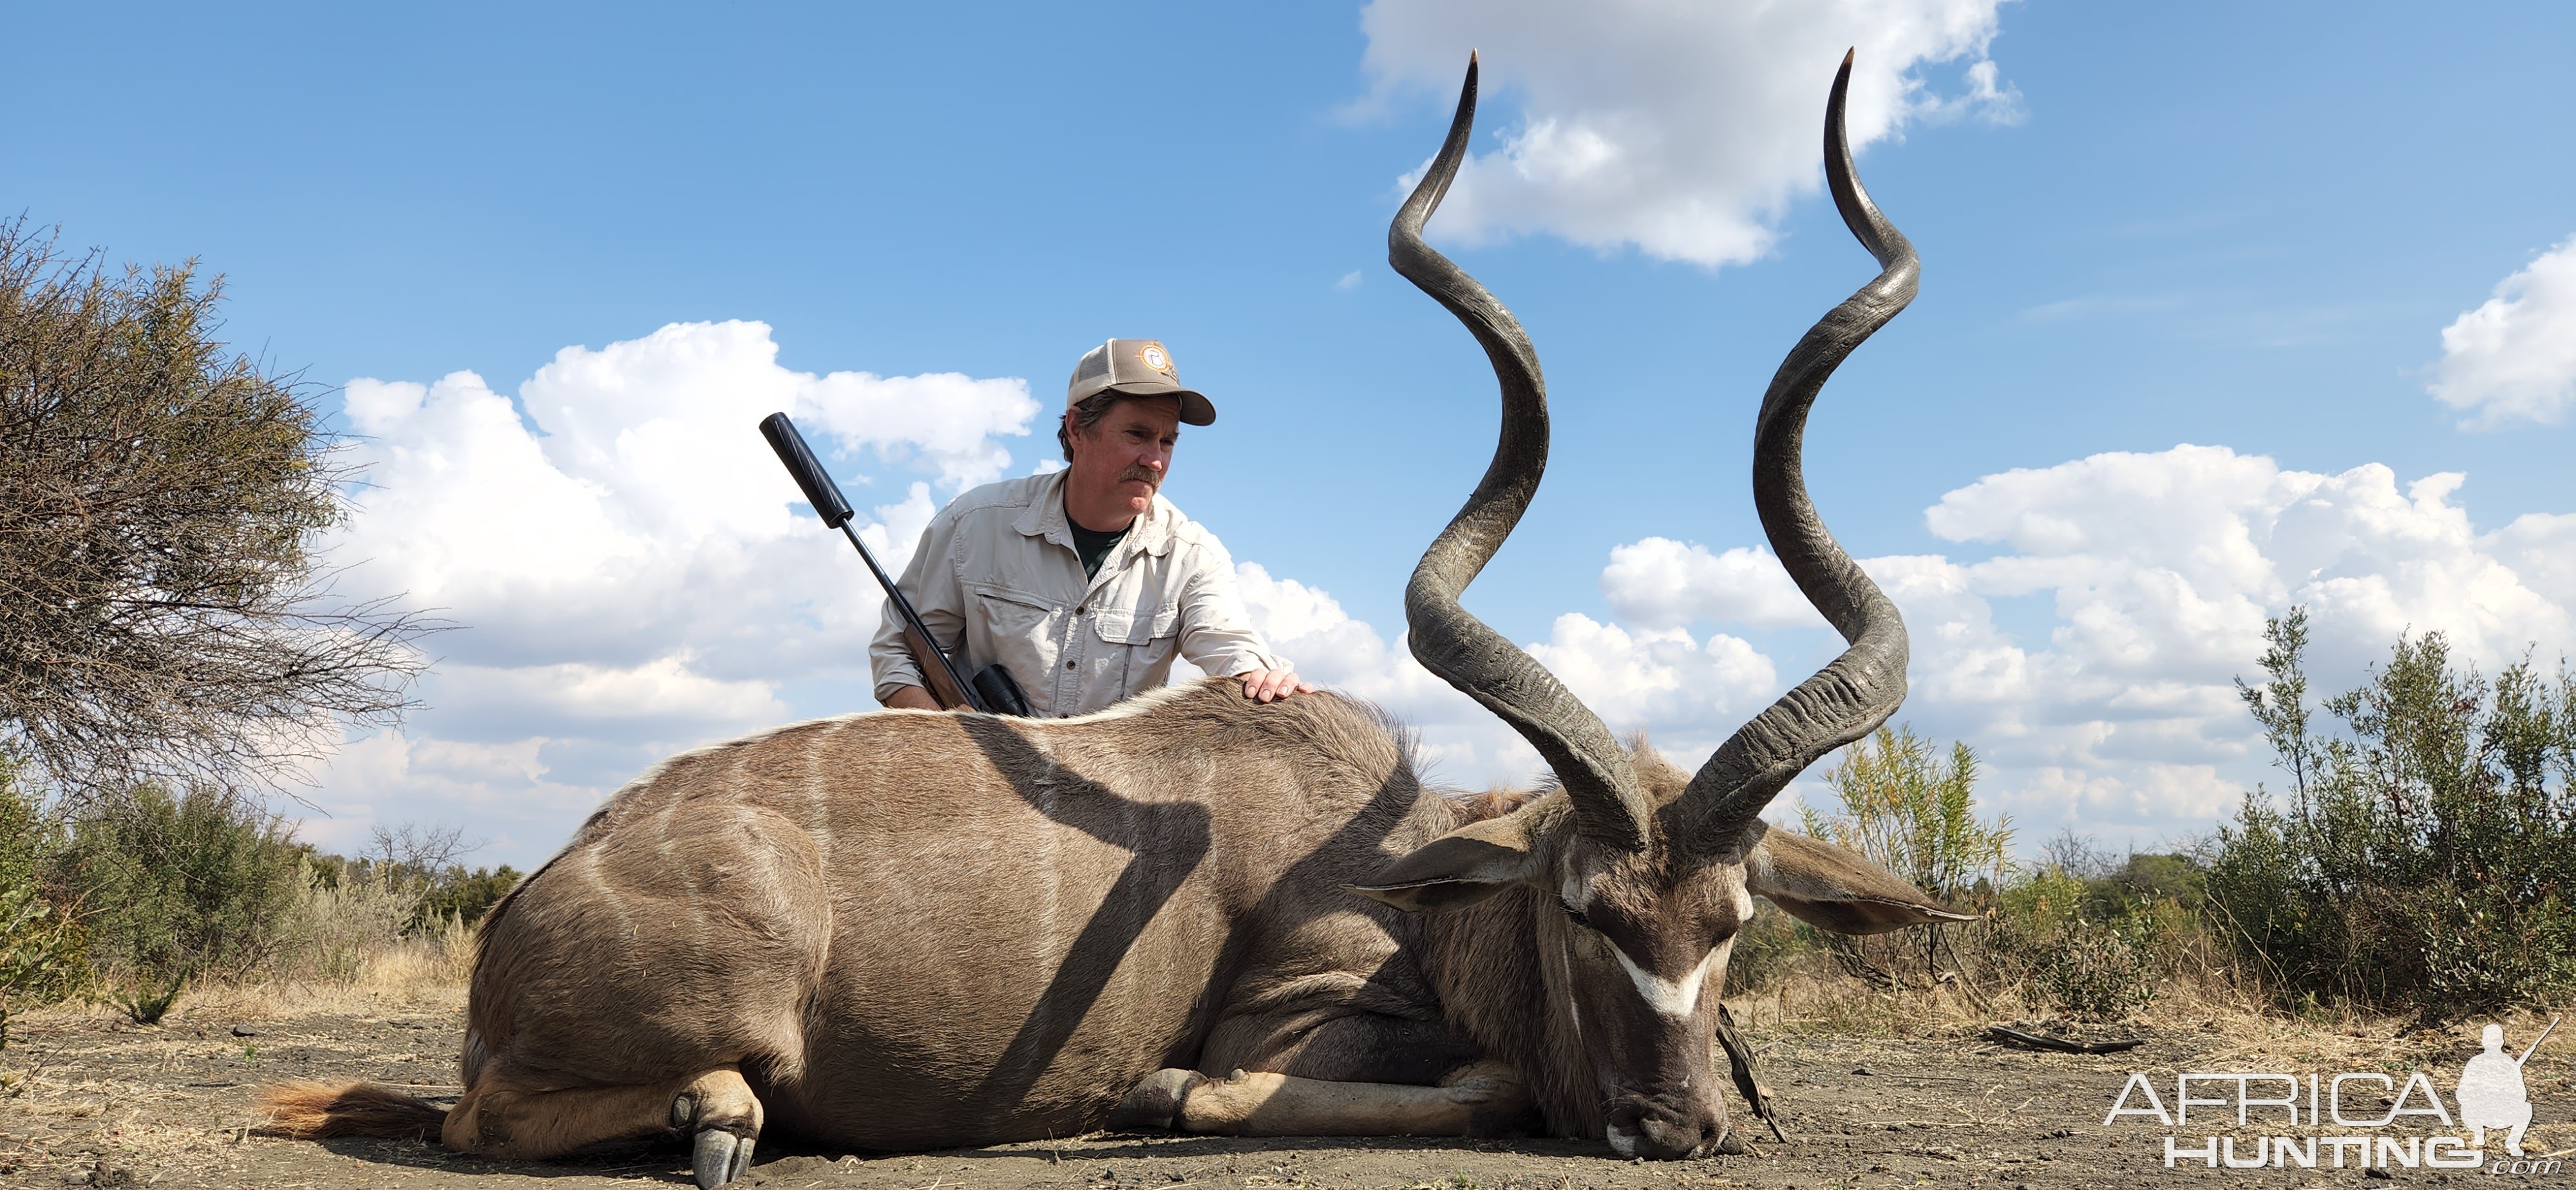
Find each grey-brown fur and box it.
[256,49,1971,1184]
[468,683,1519,1144]
[451,678,1940,1158]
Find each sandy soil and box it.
[4,989,2565,1189]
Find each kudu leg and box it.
[1115,1060,1531,1138]
[446,1065,763,1188]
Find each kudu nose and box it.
[1607,1098,1725,1160]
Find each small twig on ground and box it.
[1983,1025,2145,1054]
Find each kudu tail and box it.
[255,1079,448,1141]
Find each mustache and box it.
[1118,466,1162,487]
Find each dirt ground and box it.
[5,987,2566,1189]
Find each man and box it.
[872,338,1313,715]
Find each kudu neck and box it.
[1413,883,1601,1138]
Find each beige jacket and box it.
[869,471,1287,717]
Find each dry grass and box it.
[12,945,2572,1184]
[0,943,468,1184]
[2,887,471,1149]
[1736,950,2575,1084]
[259,865,479,988]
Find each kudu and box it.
[261,50,1964,1185]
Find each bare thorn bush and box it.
[0,220,435,808]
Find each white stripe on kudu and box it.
[1611,942,1727,1019]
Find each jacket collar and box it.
[1013,469,1177,559]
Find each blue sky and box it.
[12,2,2572,866]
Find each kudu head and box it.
[1349,52,1972,1160]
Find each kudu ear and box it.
[1345,810,1546,914]
[1742,822,1976,936]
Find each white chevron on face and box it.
[1610,941,1727,1019]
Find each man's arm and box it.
[881,685,943,711]
[869,508,968,710]
[1173,541,1312,703]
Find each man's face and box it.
[1065,395,1182,522]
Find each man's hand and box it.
[884,685,943,712]
[1238,668,1315,704]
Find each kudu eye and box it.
[1557,897,1591,929]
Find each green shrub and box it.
[1721,900,1815,996]
[1801,725,2012,902]
[2034,916,2160,1021]
[420,864,520,928]
[2209,609,2576,1014]
[52,784,301,1022]
[1739,732,2203,1021]
[1791,726,2014,994]
[1971,843,2195,1021]
[1,768,85,1050]
[273,858,419,983]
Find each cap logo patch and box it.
[1138,345,1171,374]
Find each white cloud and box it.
[2430,236,2576,427]
[1195,563,1780,793]
[1189,563,1539,784]
[1585,444,2573,840]
[1186,444,2567,846]
[1358,0,2018,266]
[312,320,2570,865]
[1601,538,1809,629]
[1929,448,2573,681]
[333,322,1030,675]
[307,321,1037,858]
[1528,615,1778,755]
[293,731,599,862]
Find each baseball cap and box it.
[1066,338,1216,426]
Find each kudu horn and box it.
[1676,49,1917,844]
[1392,52,1654,853]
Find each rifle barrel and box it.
[760,411,987,712]
[2519,1015,2560,1066]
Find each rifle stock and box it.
[902,621,978,710]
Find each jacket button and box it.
[1065,661,1076,670]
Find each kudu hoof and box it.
[691,1128,755,1189]
[1106,1068,1206,1131]
[670,1073,762,1189]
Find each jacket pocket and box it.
[1089,607,1179,645]
[966,583,1061,686]
[1093,606,1182,693]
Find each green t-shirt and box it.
[1067,511,1130,581]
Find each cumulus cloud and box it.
[1929,446,2573,680]
[1186,563,1537,782]
[1193,562,1781,791]
[1200,443,2569,845]
[1528,616,1777,755]
[2430,236,2576,427]
[1598,444,2575,838]
[307,321,1036,857]
[1358,0,2019,266]
[334,322,1028,675]
[1600,538,1810,629]
[310,318,2568,862]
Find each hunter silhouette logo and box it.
[2459,1018,2553,1157]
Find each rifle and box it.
[759,413,1028,715]
[2519,1015,2561,1065]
